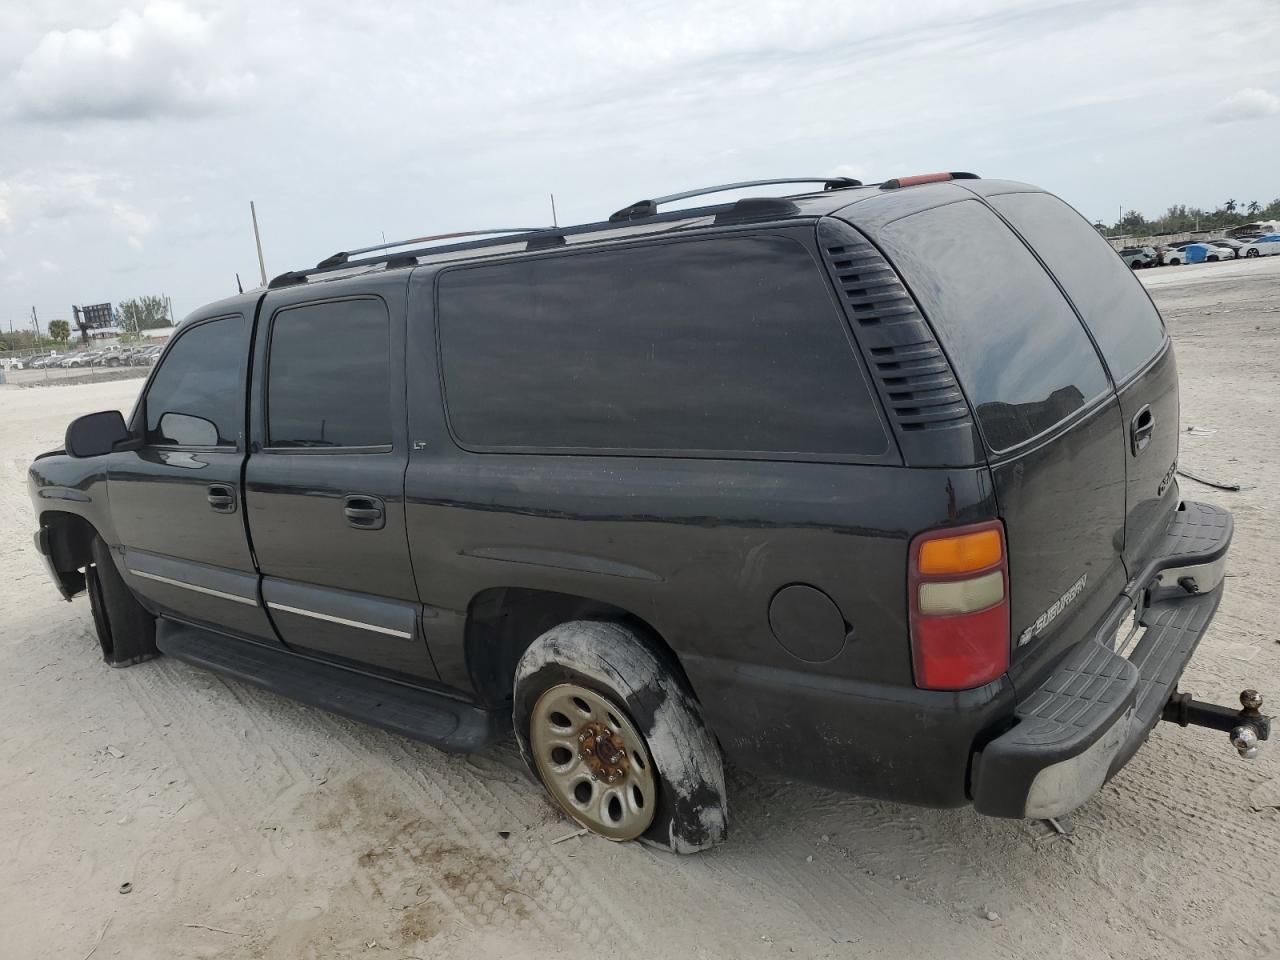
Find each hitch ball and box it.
[1231,726,1260,760]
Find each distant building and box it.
[1228,220,1280,239]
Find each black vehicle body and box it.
[30,176,1241,822]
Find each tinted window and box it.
[145,316,243,446]
[437,236,888,456]
[991,192,1166,383]
[879,200,1109,452]
[267,299,391,448]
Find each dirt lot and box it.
[3,257,1278,960]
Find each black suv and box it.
[30,173,1267,853]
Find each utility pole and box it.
[31,306,39,344]
[250,201,267,287]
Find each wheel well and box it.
[464,587,691,708]
[39,511,99,596]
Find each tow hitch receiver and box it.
[1162,689,1271,759]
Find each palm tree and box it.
[1223,199,1238,214]
[1247,200,1261,216]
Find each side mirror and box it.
[65,410,131,458]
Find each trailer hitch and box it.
[1162,689,1270,759]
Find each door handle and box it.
[1130,405,1155,455]
[207,483,237,513]
[343,495,385,530]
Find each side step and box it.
[155,619,506,752]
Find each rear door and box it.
[985,190,1176,570]
[872,198,1128,687]
[243,280,438,680]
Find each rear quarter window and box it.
[989,192,1166,384]
[436,235,890,458]
[877,200,1110,452]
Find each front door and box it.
[243,283,437,680]
[110,311,277,643]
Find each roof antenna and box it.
[236,272,243,294]
[550,193,558,228]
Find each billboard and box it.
[80,303,115,329]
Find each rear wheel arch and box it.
[462,586,695,709]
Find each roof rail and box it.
[316,228,553,269]
[608,177,862,222]
[879,172,979,190]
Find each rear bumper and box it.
[971,501,1232,819]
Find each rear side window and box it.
[145,315,243,446]
[990,192,1165,384]
[436,235,889,457]
[878,200,1109,452]
[267,298,392,449]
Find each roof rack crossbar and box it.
[609,176,862,222]
[317,227,553,269]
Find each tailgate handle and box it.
[1130,405,1155,455]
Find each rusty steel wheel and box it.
[529,682,657,841]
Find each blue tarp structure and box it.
[1184,243,1213,264]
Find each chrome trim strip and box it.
[265,601,412,639]
[129,569,258,606]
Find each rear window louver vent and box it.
[818,221,972,433]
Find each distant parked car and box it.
[1162,247,1187,265]
[1180,243,1230,264]
[1119,246,1157,268]
[62,351,100,368]
[1207,239,1243,259]
[1240,234,1280,258]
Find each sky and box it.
[1,0,1278,332]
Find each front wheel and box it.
[513,621,727,853]
[1246,248,1260,258]
[87,536,158,667]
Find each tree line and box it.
[1097,197,1280,236]
[1,295,171,353]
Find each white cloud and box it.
[1,0,1278,325]
[13,1,256,121]
[1210,87,1280,124]
[0,169,154,239]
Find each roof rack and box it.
[315,228,553,269]
[608,177,862,222]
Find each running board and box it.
[155,619,505,752]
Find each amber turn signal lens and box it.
[917,528,1002,575]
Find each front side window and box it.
[144,315,244,447]
[436,235,890,457]
[266,298,392,449]
[878,200,1110,452]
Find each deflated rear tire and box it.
[87,536,158,668]
[513,620,727,854]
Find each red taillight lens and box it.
[909,520,1009,690]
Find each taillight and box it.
[909,520,1009,690]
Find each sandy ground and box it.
[2,257,1278,960]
